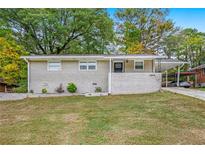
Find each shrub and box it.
[56,83,64,93]
[13,79,27,93]
[67,83,77,93]
[42,88,47,94]
[95,87,102,93]
[13,86,27,93]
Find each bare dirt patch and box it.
[64,113,80,122]
[105,129,144,144]
[59,114,87,144]
[0,118,9,125]
[0,115,29,125]
[15,115,29,122]
[190,129,205,144]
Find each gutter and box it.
[20,55,167,60]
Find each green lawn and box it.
[191,87,205,91]
[0,91,205,145]
[198,88,205,91]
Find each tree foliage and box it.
[0,37,27,85]
[0,9,114,55]
[163,28,205,67]
[116,8,175,54]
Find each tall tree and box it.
[162,32,182,58]
[116,8,175,54]
[163,28,205,67]
[0,9,114,55]
[180,29,205,66]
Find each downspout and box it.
[165,70,168,87]
[108,58,112,94]
[153,59,155,73]
[23,58,30,93]
[165,62,168,87]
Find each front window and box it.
[135,60,144,70]
[79,61,97,71]
[48,62,61,71]
[88,62,97,70]
[79,62,87,70]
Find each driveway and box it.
[163,87,205,101]
[0,93,27,101]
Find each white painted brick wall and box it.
[30,60,109,93]
[111,73,162,94]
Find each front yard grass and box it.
[191,87,205,91]
[0,91,205,144]
[198,87,205,91]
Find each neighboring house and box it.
[191,64,205,87]
[21,54,175,94]
[0,78,14,92]
[0,78,6,92]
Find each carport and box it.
[155,59,189,87]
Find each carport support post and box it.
[177,66,180,87]
[195,74,198,87]
[165,70,168,87]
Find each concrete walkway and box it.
[0,93,84,101]
[0,93,27,101]
[163,87,205,101]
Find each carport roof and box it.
[155,58,188,72]
[191,64,205,70]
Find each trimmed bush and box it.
[95,87,102,93]
[67,83,77,93]
[13,86,27,93]
[13,80,27,93]
[42,88,47,94]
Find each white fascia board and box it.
[158,61,189,64]
[105,55,167,59]
[20,55,106,61]
[20,55,167,60]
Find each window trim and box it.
[79,61,97,71]
[47,61,62,71]
[87,61,97,71]
[79,61,88,71]
[134,60,144,71]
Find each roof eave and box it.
[21,55,167,60]
[191,64,205,70]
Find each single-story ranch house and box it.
[21,54,184,94]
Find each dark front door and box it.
[114,62,123,72]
